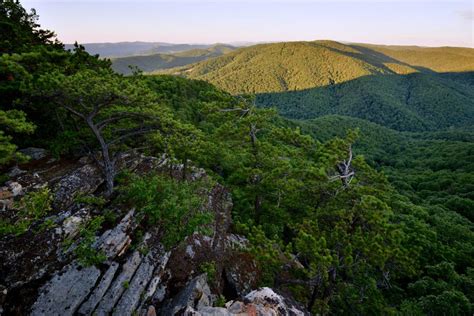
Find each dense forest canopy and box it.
[0,1,473,315]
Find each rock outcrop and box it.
[159,279,308,316]
[0,151,309,315]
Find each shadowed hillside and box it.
[256,72,474,131]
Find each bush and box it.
[0,188,52,236]
[74,216,106,266]
[120,174,213,249]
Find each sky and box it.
[22,0,474,47]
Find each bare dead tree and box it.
[219,107,251,119]
[330,145,355,188]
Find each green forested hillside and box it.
[169,40,474,131]
[169,40,474,93]
[111,44,235,75]
[358,44,474,73]
[257,72,474,131]
[169,41,392,93]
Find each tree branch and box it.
[106,125,160,147]
[63,103,86,119]
[96,112,157,131]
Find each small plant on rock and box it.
[0,188,52,236]
[74,216,106,266]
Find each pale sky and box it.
[22,0,474,47]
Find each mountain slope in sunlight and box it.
[166,40,474,131]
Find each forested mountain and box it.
[1,2,473,315]
[169,41,474,131]
[111,44,235,75]
[257,72,474,131]
[168,41,474,92]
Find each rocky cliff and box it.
[0,149,308,316]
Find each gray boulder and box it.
[77,262,119,315]
[30,263,101,316]
[113,253,157,315]
[19,148,48,161]
[95,209,135,259]
[160,274,214,315]
[52,163,104,210]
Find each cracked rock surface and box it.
[0,151,309,315]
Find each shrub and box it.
[74,216,106,266]
[0,188,52,236]
[120,175,213,249]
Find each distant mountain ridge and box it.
[64,42,235,58]
[111,44,236,75]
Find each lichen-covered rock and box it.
[0,228,63,290]
[60,208,90,238]
[0,153,298,315]
[146,305,157,316]
[241,287,307,316]
[0,189,13,211]
[94,250,143,315]
[52,163,104,210]
[6,181,23,197]
[95,209,135,259]
[77,262,119,315]
[161,279,308,316]
[139,250,171,307]
[194,306,232,316]
[30,263,101,316]
[7,166,26,178]
[113,252,157,315]
[160,274,214,316]
[19,147,48,161]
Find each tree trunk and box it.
[182,156,187,180]
[87,118,115,197]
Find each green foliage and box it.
[199,261,217,283]
[0,188,52,236]
[75,194,107,207]
[404,263,473,315]
[171,40,474,94]
[0,0,62,54]
[237,223,287,286]
[120,174,213,249]
[0,1,110,156]
[256,72,474,131]
[74,216,106,267]
[299,116,474,313]
[0,109,35,164]
[37,217,57,232]
[214,295,226,308]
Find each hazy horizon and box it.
[62,40,471,49]
[22,0,473,48]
